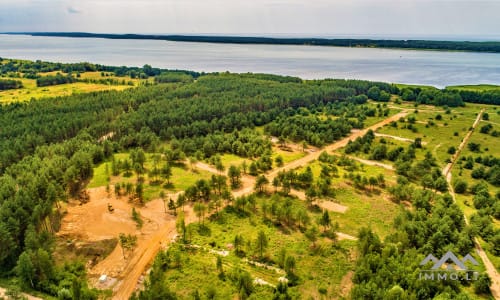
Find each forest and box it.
[0,58,499,299]
[12,32,500,53]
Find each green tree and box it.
[255,175,269,193]
[305,225,319,247]
[228,165,242,189]
[255,230,268,259]
[319,210,331,231]
[194,202,207,224]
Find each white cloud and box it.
[0,0,499,38]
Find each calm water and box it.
[1,34,500,87]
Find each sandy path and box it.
[442,109,500,300]
[330,152,394,171]
[265,111,408,181]
[374,133,425,145]
[70,110,408,299]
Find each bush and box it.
[453,180,468,194]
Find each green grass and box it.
[180,200,356,299]
[218,153,249,169]
[295,160,398,238]
[88,162,111,188]
[271,147,306,164]
[446,84,500,92]
[377,107,483,166]
[0,78,133,103]
[88,152,213,201]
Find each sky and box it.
[1,0,500,39]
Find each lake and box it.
[1,34,500,88]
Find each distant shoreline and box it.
[5,32,500,53]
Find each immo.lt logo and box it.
[419,251,480,281]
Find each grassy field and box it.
[163,195,357,299]
[0,77,133,103]
[446,84,500,92]
[88,152,213,200]
[377,104,484,166]
[296,159,398,238]
[0,69,152,103]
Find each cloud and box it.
[67,6,81,14]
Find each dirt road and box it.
[74,110,408,299]
[265,110,409,181]
[442,109,499,300]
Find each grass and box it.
[446,84,500,92]
[0,78,132,103]
[175,199,357,299]
[0,69,152,103]
[271,147,306,164]
[377,106,483,166]
[88,152,213,201]
[295,159,398,238]
[218,153,249,169]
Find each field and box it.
[0,63,152,103]
[0,79,133,103]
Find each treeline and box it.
[448,89,500,106]
[36,73,76,87]
[265,115,353,147]
[0,58,200,81]
[22,32,500,53]
[0,78,23,90]
[399,86,465,107]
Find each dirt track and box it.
[442,109,500,300]
[266,110,409,181]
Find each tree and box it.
[275,155,284,167]
[168,198,176,215]
[176,193,186,212]
[296,208,310,230]
[255,175,269,193]
[119,233,137,258]
[305,226,319,247]
[255,230,268,259]
[284,256,296,276]
[176,213,187,243]
[474,274,491,294]
[16,251,35,288]
[228,165,242,189]
[234,234,244,255]
[319,210,331,231]
[453,179,468,194]
[215,161,225,174]
[194,202,207,224]
[468,142,481,152]
[305,187,317,206]
[161,163,172,184]
[216,256,223,275]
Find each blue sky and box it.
[1,0,500,39]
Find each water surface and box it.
[1,34,500,87]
